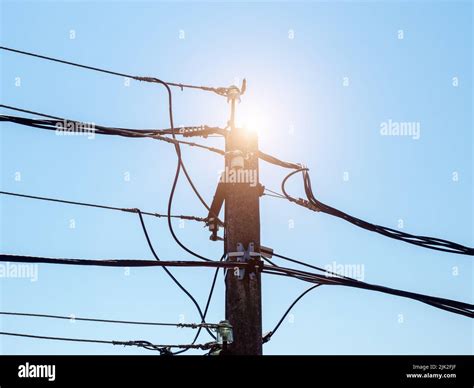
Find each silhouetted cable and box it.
[0,113,220,137]
[173,254,225,355]
[0,190,206,222]
[258,151,301,170]
[0,311,219,329]
[261,263,474,318]
[0,106,302,172]
[136,210,216,339]
[272,251,358,283]
[281,168,474,256]
[0,105,226,226]
[0,254,247,269]
[0,111,226,156]
[263,284,322,343]
[0,331,212,351]
[0,46,239,97]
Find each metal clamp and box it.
[226,85,241,103]
[227,242,261,280]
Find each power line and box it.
[2,43,471,354]
[0,190,206,222]
[0,46,243,98]
[0,311,220,329]
[0,113,222,137]
[0,110,226,156]
[272,251,359,283]
[0,104,227,228]
[135,209,216,339]
[0,253,247,269]
[281,168,474,256]
[261,262,474,318]
[263,188,287,200]
[6,250,471,319]
[173,254,225,355]
[0,106,302,171]
[0,331,212,352]
[263,284,322,343]
[2,55,226,342]
[155,75,219,263]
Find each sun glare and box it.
[236,109,266,136]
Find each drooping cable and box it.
[173,253,225,355]
[263,284,322,343]
[261,263,474,318]
[281,168,474,256]
[135,210,216,339]
[0,331,213,352]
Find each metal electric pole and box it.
[208,82,263,355]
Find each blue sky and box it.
[0,0,472,355]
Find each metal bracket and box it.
[227,242,261,280]
[226,85,241,103]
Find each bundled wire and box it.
[261,262,474,318]
[4,252,471,319]
[281,168,474,256]
[0,331,213,353]
[0,253,245,269]
[0,109,225,156]
[0,114,223,137]
[0,107,302,171]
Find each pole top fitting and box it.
[225,79,246,103]
[226,85,241,103]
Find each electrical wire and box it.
[281,168,474,256]
[264,188,287,199]
[272,251,359,283]
[263,284,322,343]
[261,263,474,318]
[136,210,216,339]
[0,105,227,251]
[0,311,219,329]
[173,254,225,355]
[0,190,206,222]
[0,111,226,156]
[149,78,218,262]
[0,46,238,97]
[0,331,212,352]
[0,107,302,172]
[0,111,216,137]
[263,193,286,200]
[0,253,246,269]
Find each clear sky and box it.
[0,0,472,355]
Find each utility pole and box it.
[224,88,262,355]
[207,82,263,355]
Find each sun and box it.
[235,108,266,136]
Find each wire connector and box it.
[295,198,320,212]
[227,242,262,280]
[180,126,225,138]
